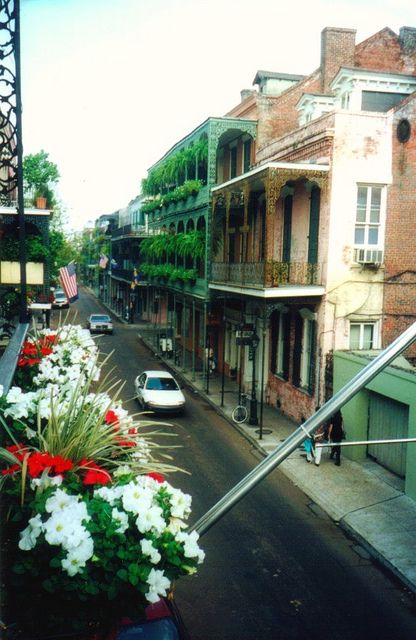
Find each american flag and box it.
[59,262,78,303]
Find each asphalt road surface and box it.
[67,289,416,640]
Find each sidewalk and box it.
[132,322,416,594]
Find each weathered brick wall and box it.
[383,95,416,358]
[355,27,416,75]
[257,111,335,164]
[227,27,416,166]
[321,27,356,92]
[255,73,322,153]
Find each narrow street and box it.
[68,288,416,640]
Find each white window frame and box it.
[354,184,386,250]
[341,92,350,109]
[349,321,379,350]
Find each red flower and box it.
[147,472,165,483]
[40,346,53,356]
[115,438,136,447]
[27,452,55,478]
[22,341,37,356]
[6,443,27,462]
[50,455,73,474]
[39,335,58,346]
[105,410,119,428]
[18,356,41,367]
[79,459,112,486]
[1,464,21,476]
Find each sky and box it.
[20,0,416,231]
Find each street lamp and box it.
[249,331,260,426]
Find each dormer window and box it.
[331,68,416,113]
[341,92,350,109]
[296,94,335,125]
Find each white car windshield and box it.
[146,377,179,391]
[91,316,110,322]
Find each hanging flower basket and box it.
[0,323,204,639]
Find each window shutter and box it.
[282,313,291,381]
[292,313,303,387]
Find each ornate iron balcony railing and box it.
[210,261,322,287]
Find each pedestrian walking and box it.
[328,410,344,466]
[301,416,314,463]
[311,423,327,466]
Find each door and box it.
[307,186,320,266]
[367,392,408,477]
[282,195,292,263]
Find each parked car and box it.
[87,313,113,334]
[134,370,186,414]
[52,289,69,309]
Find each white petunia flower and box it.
[18,514,43,551]
[140,538,161,564]
[168,487,192,519]
[30,474,63,491]
[6,386,24,403]
[135,505,165,535]
[61,537,93,576]
[113,465,132,478]
[145,568,171,604]
[167,517,187,535]
[45,488,79,513]
[112,508,129,533]
[175,530,205,563]
[121,481,153,514]
[94,485,124,505]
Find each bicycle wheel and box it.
[232,404,248,424]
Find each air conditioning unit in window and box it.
[354,248,384,265]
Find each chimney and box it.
[320,27,356,93]
[240,89,254,102]
[399,26,416,54]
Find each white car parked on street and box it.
[134,370,185,414]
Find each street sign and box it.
[236,324,254,345]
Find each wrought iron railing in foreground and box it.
[0,322,29,394]
[192,321,416,537]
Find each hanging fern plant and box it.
[141,135,208,197]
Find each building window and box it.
[292,311,316,392]
[243,139,251,173]
[300,318,316,390]
[354,185,384,248]
[349,322,376,350]
[270,311,289,380]
[341,92,350,109]
[230,146,237,179]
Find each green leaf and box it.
[49,557,62,568]
[116,568,128,582]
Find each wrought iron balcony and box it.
[210,261,322,288]
[111,224,151,239]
